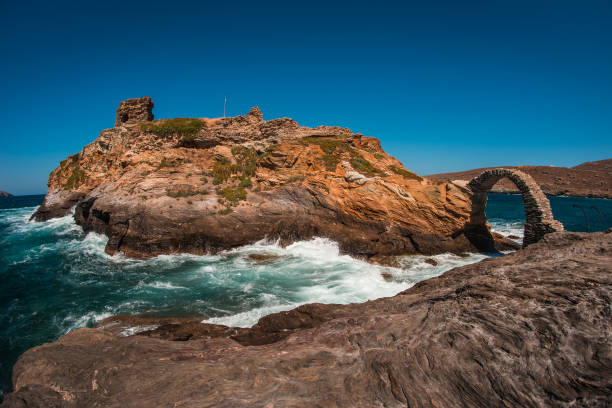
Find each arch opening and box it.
[465,168,564,250]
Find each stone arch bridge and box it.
[465,168,564,248]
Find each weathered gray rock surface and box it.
[2,231,610,407]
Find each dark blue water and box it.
[486,193,611,234]
[0,195,46,210]
[0,193,610,401]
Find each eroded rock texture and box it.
[2,231,610,407]
[31,97,517,258]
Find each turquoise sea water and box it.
[0,193,610,400]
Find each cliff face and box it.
[32,97,511,258]
[427,160,612,199]
[2,231,610,407]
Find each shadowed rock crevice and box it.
[466,168,564,248]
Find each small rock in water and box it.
[508,235,520,240]
[247,253,281,264]
[424,258,438,266]
[370,256,401,268]
[380,272,393,280]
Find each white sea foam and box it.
[490,219,524,244]
[205,303,301,328]
[120,325,159,336]
[60,311,113,334]
[202,237,489,328]
[2,206,82,236]
[2,205,524,333]
[137,281,188,290]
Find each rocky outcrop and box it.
[32,97,517,258]
[0,191,12,197]
[427,159,612,199]
[2,231,610,407]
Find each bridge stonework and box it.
[466,168,564,247]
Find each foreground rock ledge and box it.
[3,231,610,407]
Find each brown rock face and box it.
[32,97,516,258]
[114,96,154,126]
[2,231,610,407]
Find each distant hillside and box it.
[426,159,612,199]
[572,158,612,173]
[0,191,13,197]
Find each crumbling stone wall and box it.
[115,96,154,127]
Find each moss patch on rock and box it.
[64,164,86,190]
[217,186,247,203]
[350,154,383,177]
[389,165,423,182]
[142,118,206,141]
[166,187,208,198]
[300,137,383,175]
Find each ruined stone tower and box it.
[115,96,154,127]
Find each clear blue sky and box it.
[1,0,611,195]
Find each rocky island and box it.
[2,231,610,407]
[32,96,515,259]
[0,191,12,197]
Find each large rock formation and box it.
[0,191,12,197]
[2,231,610,407]
[427,159,612,199]
[32,97,516,258]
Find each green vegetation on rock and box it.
[231,146,258,177]
[389,165,423,182]
[217,186,247,203]
[350,154,383,177]
[238,177,253,188]
[157,158,172,170]
[64,164,86,190]
[62,154,86,190]
[300,137,383,175]
[166,187,208,198]
[141,118,206,141]
[212,161,232,185]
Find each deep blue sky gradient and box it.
[1,0,611,194]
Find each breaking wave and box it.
[0,200,526,398]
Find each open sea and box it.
[0,193,610,400]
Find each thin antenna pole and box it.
[224,96,227,118]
